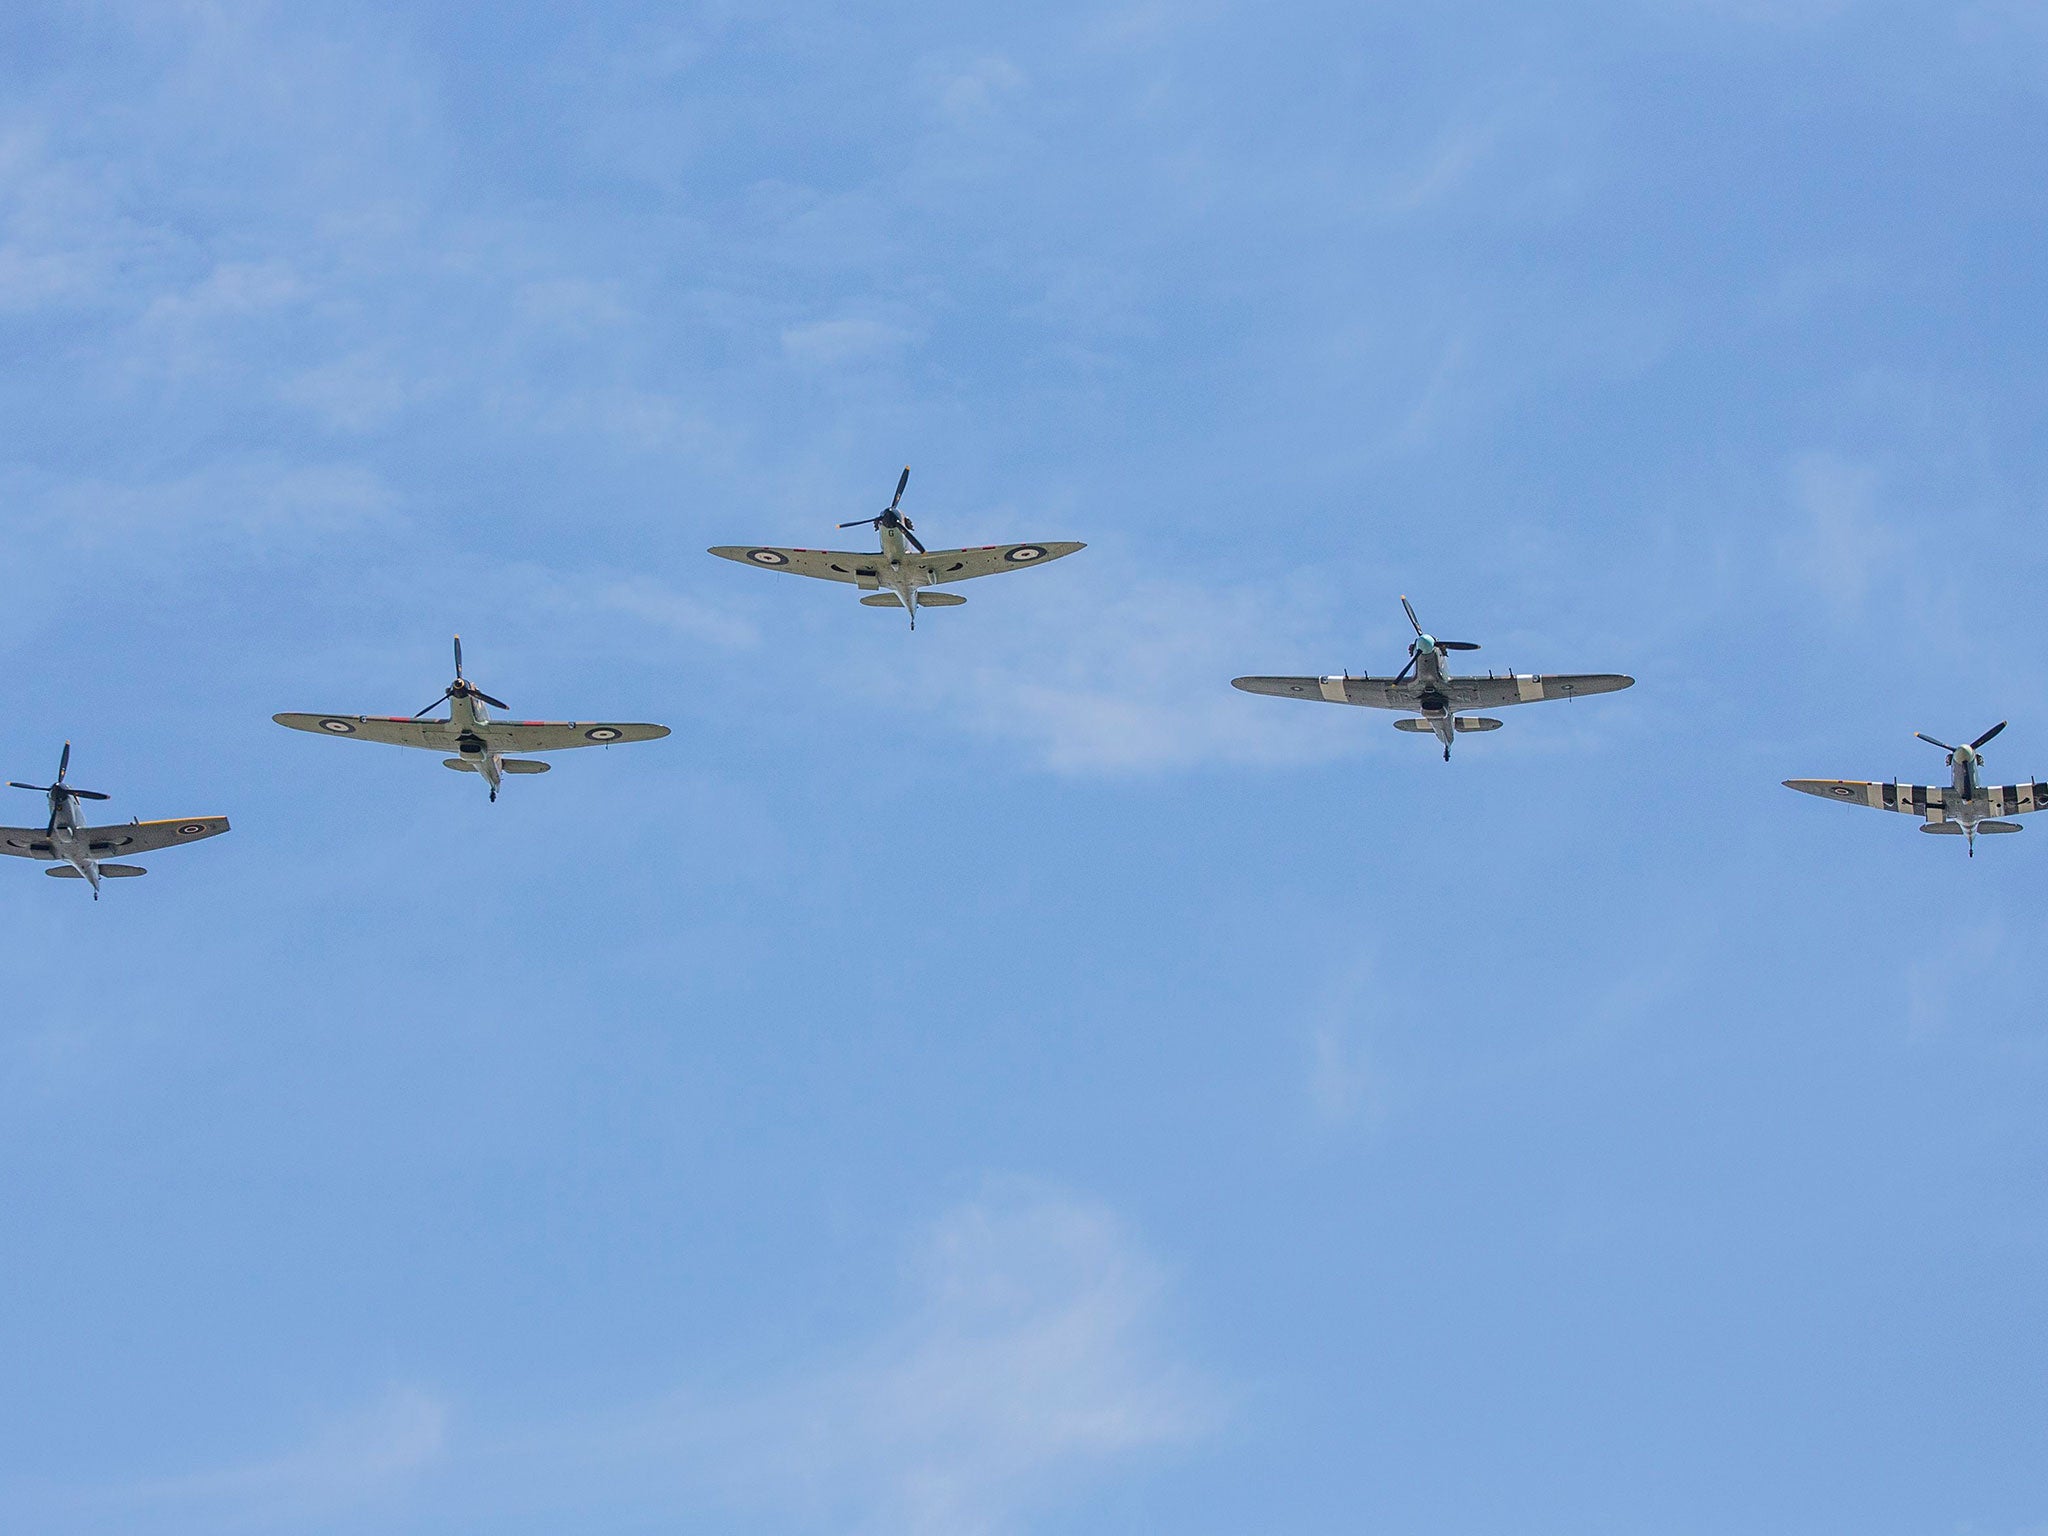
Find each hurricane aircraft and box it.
[1785,722,2046,856]
[1232,597,1634,760]
[709,466,1084,629]
[274,637,670,801]
[0,742,229,898]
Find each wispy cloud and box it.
[869,561,1370,774]
[619,1188,1217,1534]
[8,1191,1211,1535]
[1779,450,1902,617]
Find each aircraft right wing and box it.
[0,818,229,858]
[1784,780,2048,815]
[1232,676,1413,708]
[707,547,880,584]
[274,714,446,748]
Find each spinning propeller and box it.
[1390,596,1481,683]
[1915,721,2006,761]
[416,636,509,717]
[9,741,111,830]
[838,466,924,554]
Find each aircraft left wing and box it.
[912,543,1085,583]
[1443,674,1635,708]
[1784,780,2048,815]
[0,818,229,859]
[474,721,671,752]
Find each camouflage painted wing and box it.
[1784,780,2048,816]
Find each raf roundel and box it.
[1831,785,1857,798]
[177,822,209,836]
[747,548,790,566]
[1004,544,1048,563]
[318,718,357,734]
[584,727,623,743]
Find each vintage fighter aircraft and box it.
[1785,721,2046,856]
[1232,597,1634,760]
[0,742,228,898]
[709,466,1084,629]
[274,637,670,801]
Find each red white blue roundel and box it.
[318,718,357,734]
[747,549,789,566]
[584,727,623,742]
[1004,545,1048,563]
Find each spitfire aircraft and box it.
[1232,597,1635,760]
[709,466,1084,629]
[274,637,670,801]
[1785,722,2046,856]
[0,742,229,898]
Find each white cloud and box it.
[1778,450,1904,617]
[781,316,920,368]
[10,1192,1210,1535]
[509,564,758,651]
[19,1387,452,1534]
[864,560,1371,774]
[32,457,400,553]
[630,1188,1216,1535]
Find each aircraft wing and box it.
[0,828,57,860]
[1442,674,1635,708]
[274,714,448,748]
[912,543,1085,583]
[1232,676,1415,708]
[707,547,880,584]
[0,818,229,859]
[1784,780,2048,815]
[474,721,671,753]
[1230,673,1634,711]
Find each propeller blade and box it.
[903,525,926,555]
[7,782,51,792]
[416,690,453,718]
[1971,721,2008,750]
[1392,654,1418,684]
[68,789,110,801]
[1915,732,1957,752]
[453,636,464,680]
[473,690,509,710]
[890,465,909,512]
[838,516,878,530]
[1438,641,1482,651]
[1400,596,1423,635]
[58,741,70,782]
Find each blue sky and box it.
[2,3,2045,1532]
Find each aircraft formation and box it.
[3,463,2035,898]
